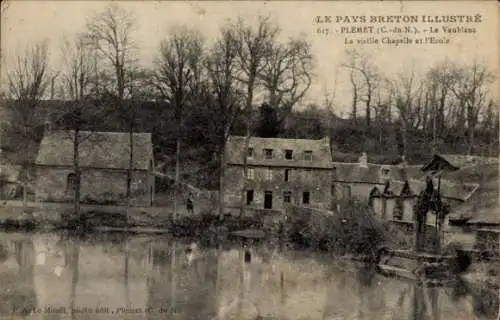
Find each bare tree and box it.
[229,15,280,216]
[342,49,380,129]
[6,40,52,210]
[153,25,205,220]
[449,61,495,155]
[259,36,314,128]
[205,26,244,217]
[7,41,51,138]
[84,3,139,204]
[390,69,425,159]
[423,60,457,150]
[84,3,138,101]
[59,34,98,216]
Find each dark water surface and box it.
[0,231,498,320]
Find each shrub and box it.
[287,200,392,257]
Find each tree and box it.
[6,41,51,138]
[449,61,495,155]
[6,40,52,210]
[154,25,205,220]
[229,15,280,216]
[259,36,313,130]
[423,60,457,150]
[255,102,280,137]
[390,69,425,159]
[342,49,380,129]
[204,26,244,217]
[59,34,97,216]
[84,3,139,203]
[84,3,138,101]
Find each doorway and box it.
[264,191,273,209]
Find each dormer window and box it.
[304,151,313,161]
[247,148,254,159]
[264,149,273,160]
[285,149,293,160]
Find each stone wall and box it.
[224,165,333,212]
[35,167,151,205]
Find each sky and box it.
[1,1,498,116]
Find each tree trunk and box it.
[219,151,225,218]
[365,92,371,129]
[73,129,81,216]
[350,73,357,124]
[467,105,474,156]
[402,122,408,160]
[126,126,133,199]
[173,137,181,221]
[239,77,256,217]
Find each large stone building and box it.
[223,136,334,212]
[332,154,479,224]
[34,130,155,206]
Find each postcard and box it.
[0,1,498,319]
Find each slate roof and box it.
[422,154,460,172]
[225,136,333,169]
[35,130,153,170]
[449,175,499,224]
[332,163,425,184]
[441,154,498,167]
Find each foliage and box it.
[287,200,393,257]
[255,103,281,137]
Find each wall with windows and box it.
[223,165,333,212]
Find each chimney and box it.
[380,166,391,184]
[359,152,368,168]
[322,136,330,146]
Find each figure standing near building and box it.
[186,193,194,214]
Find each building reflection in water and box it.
[0,233,499,320]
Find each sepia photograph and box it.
[0,1,499,319]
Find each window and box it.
[343,185,351,200]
[302,191,310,205]
[265,168,273,181]
[264,149,274,159]
[247,148,254,159]
[285,149,293,160]
[284,169,290,182]
[283,191,292,203]
[66,173,76,192]
[393,199,403,220]
[304,151,313,161]
[264,191,273,209]
[246,190,254,205]
[247,168,255,180]
[304,169,312,181]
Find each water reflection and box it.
[0,232,497,319]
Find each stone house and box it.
[34,130,155,206]
[332,154,479,224]
[223,136,334,212]
[369,180,416,223]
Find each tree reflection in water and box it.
[0,233,499,320]
[0,237,37,317]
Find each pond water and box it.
[0,231,498,320]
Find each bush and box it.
[287,200,392,257]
